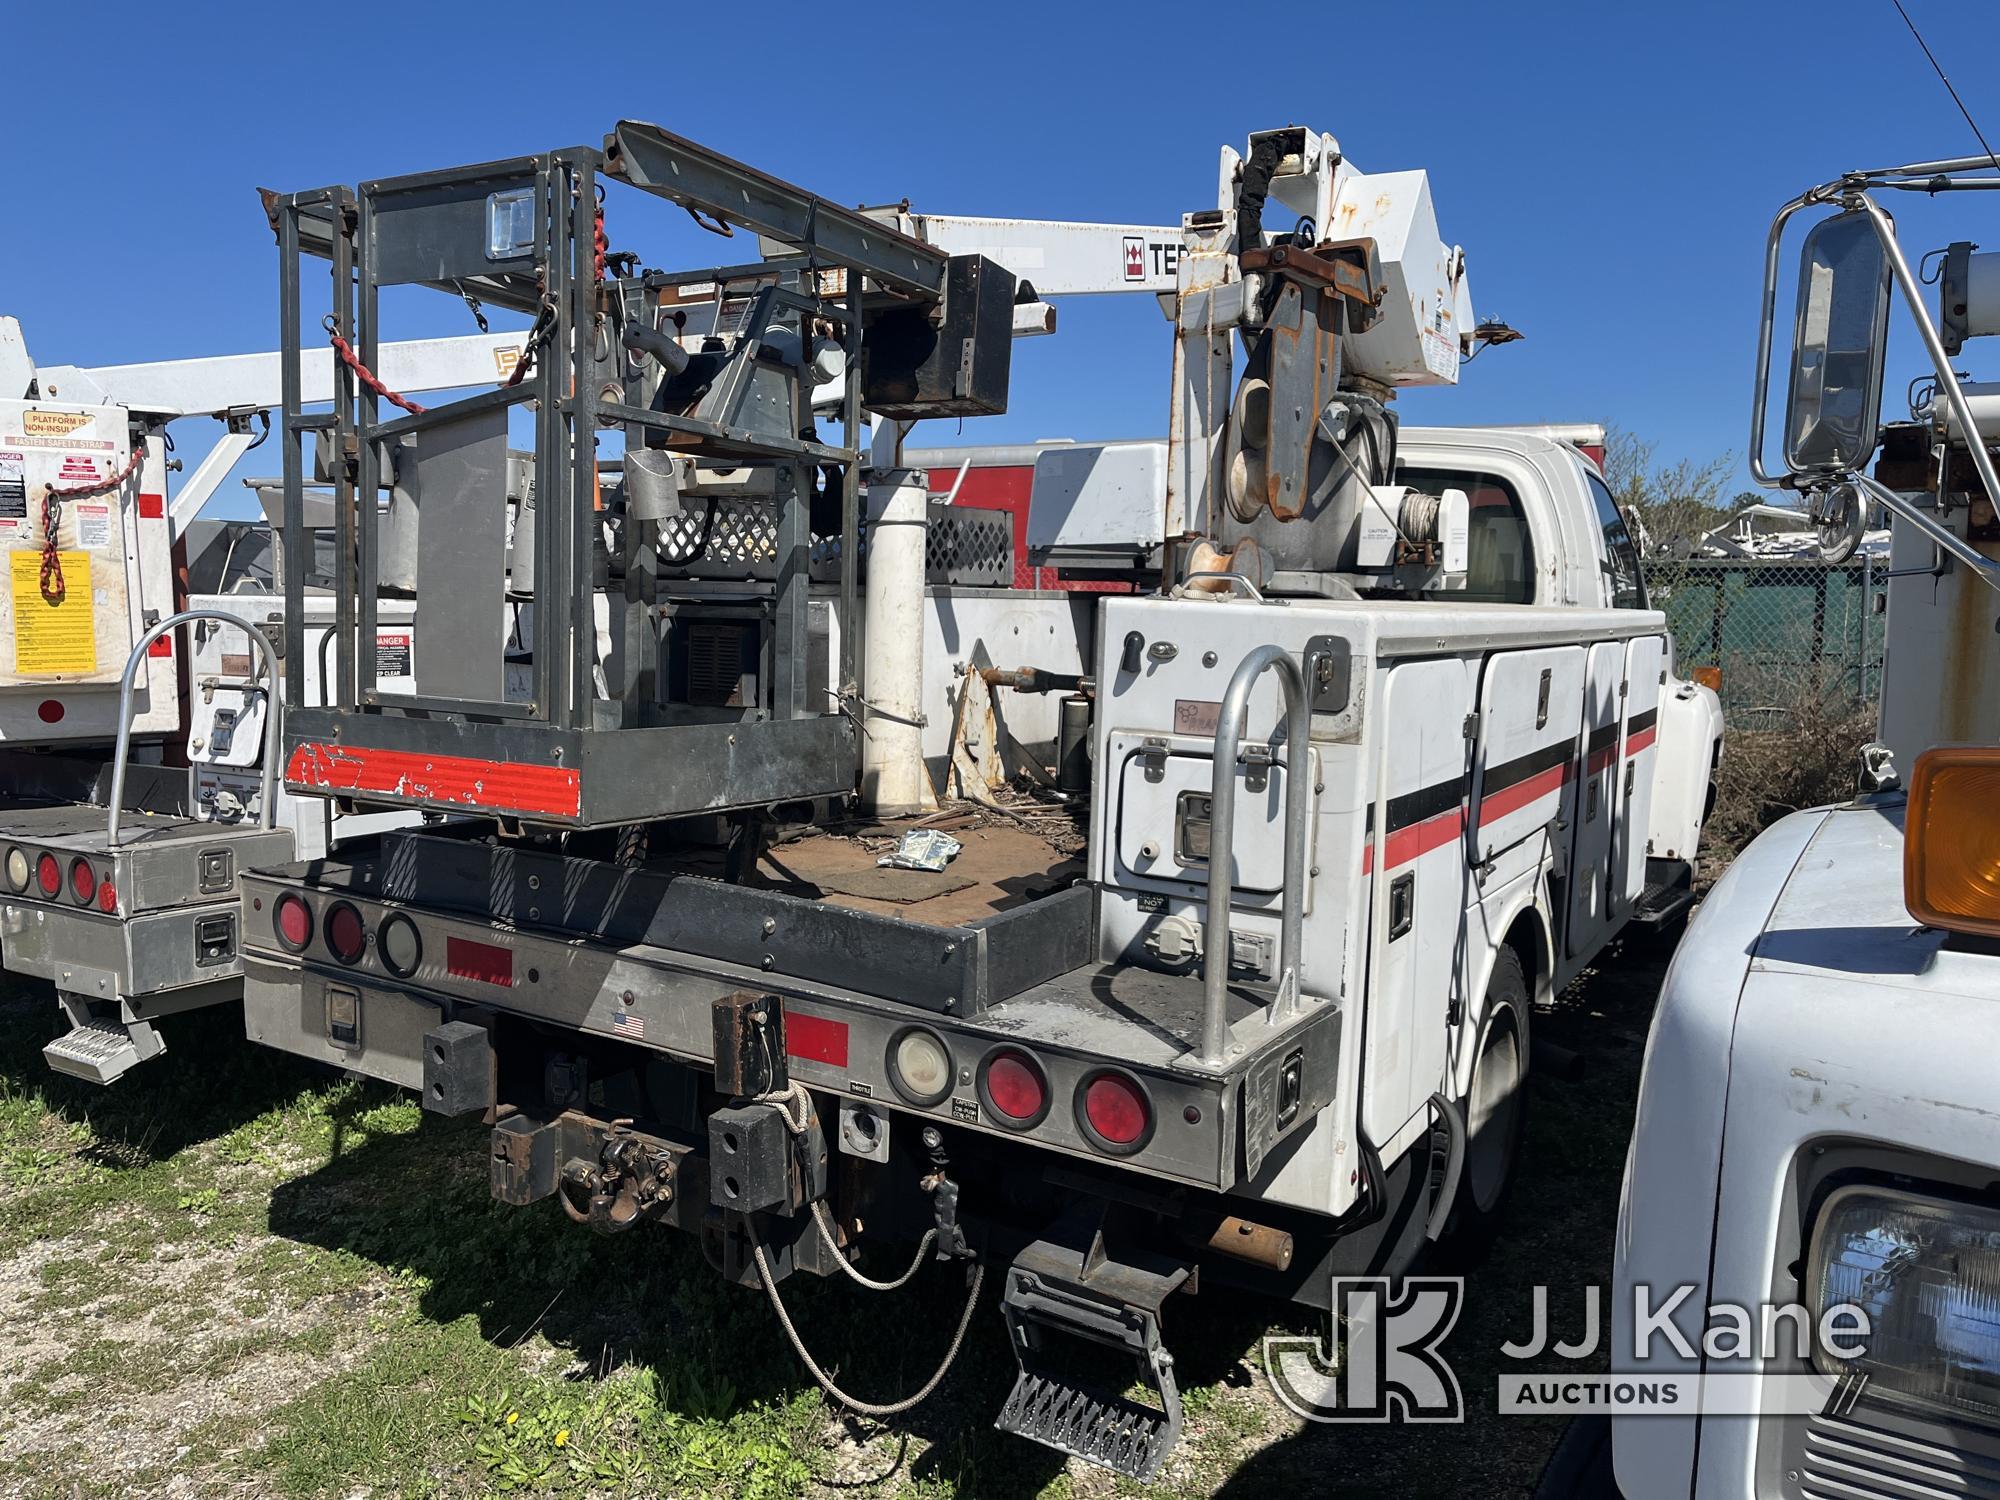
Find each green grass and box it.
[0,936,1673,1499]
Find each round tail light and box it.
[378,913,422,977]
[324,902,366,965]
[98,880,118,914]
[69,859,96,906]
[887,1026,954,1107]
[3,846,28,892]
[274,893,313,951]
[1077,1070,1153,1154]
[979,1047,1050,1128]
[35,852,61,897]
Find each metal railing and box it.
[108,610,280,847]
[1200,644,1311,1067]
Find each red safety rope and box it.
[593,199,608,285]
[323,316,426,415]
[40,441,147,603]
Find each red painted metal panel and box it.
[445,935,514,987]
[285,743,583,820]
[785,1010,850,1067]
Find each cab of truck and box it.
[1605,158,2000,1497]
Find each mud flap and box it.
[995,1230,1191,1481]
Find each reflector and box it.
[1905,747,2000,937]
[97,880,117,914]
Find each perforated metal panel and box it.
[655,500,1012,585]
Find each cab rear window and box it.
[1398,465,1536,604]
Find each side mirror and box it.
[1784,210,1892,473]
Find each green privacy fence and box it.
[1643,556,1885,724]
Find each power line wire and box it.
[1891,0,2000,174]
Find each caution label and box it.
[10,551,96,675]
[19,410,93,440]
[0,453,23,524]
[75,504,109,548]
[375,630,412,679]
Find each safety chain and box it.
[593,193,609,285]
[323,315,426,415]
[40,440,147,602]
[505,299,558,389]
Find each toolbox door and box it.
[1361,657,1473,1147]
[1617,634,1666,907]
[1469,645,1585,865]
[1565,640,1626,956]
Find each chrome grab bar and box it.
[1200,644,1311,1067]
[107,609,282,848]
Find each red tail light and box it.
[98,880,118,914]
[979,1047,1050,1128]
[1078,1070,1153,1153]
[35,853,60,897]
[69,859,96,906]
[325,902,366,965]
[274,893,312,951]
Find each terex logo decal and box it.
[1123,235,1146,281]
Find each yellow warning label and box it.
[10,551,95,675]
[19,410,94,439]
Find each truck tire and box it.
[1449,947,1531,1245]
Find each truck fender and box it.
[1649,679,1723,866]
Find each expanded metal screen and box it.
[655,499,1013,586]
[1644,556,1885,724]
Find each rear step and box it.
[43,1018,165,1084]
[1630,857,1696,929]
[996,1230,1190,1481]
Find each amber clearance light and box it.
[1905,747,2000,938]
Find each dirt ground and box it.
[0,933,1671,1499]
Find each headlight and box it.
[1809,1186,2000,1422]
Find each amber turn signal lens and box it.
[1905,747,2000,938]
[1692,665,1723,692]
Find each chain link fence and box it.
[1644,555,1886,728]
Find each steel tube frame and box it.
[108,610,281,847]
[270,129,883,820]
[1201,645,1311,1067]
[605,121,948,297]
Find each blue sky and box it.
[6,0,2000,505]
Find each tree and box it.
[1600,424,1743,555]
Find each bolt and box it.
[761,954,774,970]
[762,917,776,936]
[920,1125,944,1150]
[621,989,635,1007]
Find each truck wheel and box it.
[1450,948,1530,1243]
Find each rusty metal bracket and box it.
[1240,237,1386,330]
[713,990,786,1097]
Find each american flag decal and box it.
[611,1011,646,1040]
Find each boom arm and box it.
[10,320,529,535]
[905,214,1185,297]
